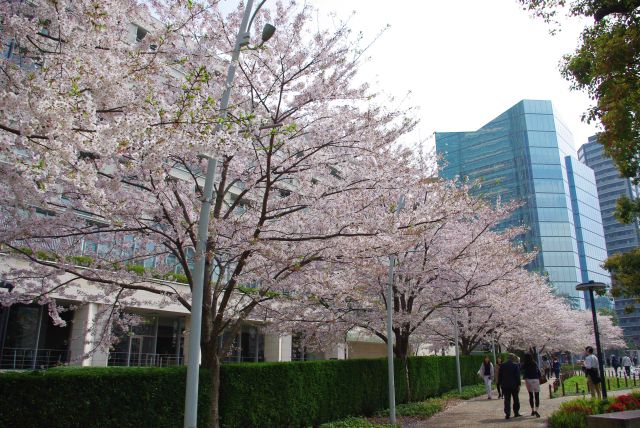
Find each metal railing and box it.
[0,348,68,369]
[222,355,265,363]
[107,352,183,367]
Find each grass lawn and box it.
[553,375,638,398]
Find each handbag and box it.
[537,366,547,384]
[588,367,601,384]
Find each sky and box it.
[307,0,598,152]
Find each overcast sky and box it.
[307,0,597,152]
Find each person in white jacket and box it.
[479,356,495,399]
[623,355,633,377]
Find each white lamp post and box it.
[183,2,275,427]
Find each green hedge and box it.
[0,366,212,428]
[0,355,490,428]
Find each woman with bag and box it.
[583,346,602,399]
[495,356,503,398]
[478,356,495,399]
[522,353,542,417]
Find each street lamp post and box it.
[387,195,404,424]
[183,2,275,427]
[491,333,497,366]
[386,195,405,425]
[454,310,462,392]
[386,255,397,425]
[576,280,608,399]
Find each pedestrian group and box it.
[476,345,620,420]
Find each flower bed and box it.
[549,391,640,428]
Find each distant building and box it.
[579,137,640,345]
[435,100,610,308]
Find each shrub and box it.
[67,255,93,266]
[441,384,487,400]
[549,397,613,428]
[0,367,212,428]
[375,399,443,418]
[606,394,640,412]
[125,264,146,275]
[163,271,189,283]
[0,355,490,428]
[319,417,400,428]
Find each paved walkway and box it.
[424,385,635,428]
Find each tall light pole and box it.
[183,2,275,427]
[576,280,608,399]
[386,255,397,425]
[386,195,405,425]
[454,310,462,392]
[491,333,497,366]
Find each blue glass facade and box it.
[579,137,640,345]
[565,157,610,285]
[436,100,610,307]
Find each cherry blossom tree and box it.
[0,1,417,425]
[425,270,553,355]
[498,289,625,355]
[275,168,538,400]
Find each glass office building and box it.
[579,137,640,344]
[435,100,610,307]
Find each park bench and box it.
[587,410,640,427]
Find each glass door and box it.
[128,336,141,366]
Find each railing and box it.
[107,352,183,367]
[0,348,68,369]
[547,367,640,398]
[222,355,265,363]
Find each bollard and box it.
[576,382,579,394]
[561,380,565,397]
[626,376,629,387]
[618,377,621,388]
[608,378,611,391]
[635,374,637,387]
[549,383,553,399]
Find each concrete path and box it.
[423,385,635,428]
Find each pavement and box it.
[423,383,636,428]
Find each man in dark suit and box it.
[499,354,522,420]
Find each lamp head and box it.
[261,23,276,43]
[576,280,608,292]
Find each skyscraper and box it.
[579,137,640,345]
[435,100,610,307]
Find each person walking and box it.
[495,356,503,399]
[583,346,602,399]
[612,355,620,377]
[522,353,541,418]
[552,357,561,380]
[500,354,522,420]
[623,354,633,377]
[478,356,495,399]
[542,356,551,379]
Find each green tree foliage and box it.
[597,306,619,325]
[519,0,640,181]
[604,248,640,299]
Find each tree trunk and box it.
[201,336,221,428]
[208,355,221,428]
[402,354,411,403]
[395,333,412,402]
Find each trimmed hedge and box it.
[0,366,212,428]
[0,355,490,428]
